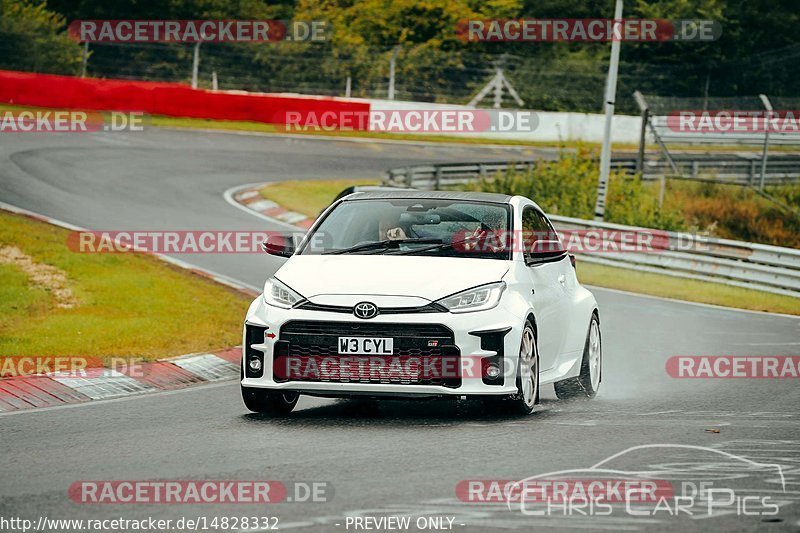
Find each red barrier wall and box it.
[0,70,369,129]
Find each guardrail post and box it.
[749,160,756,186]
[405,166,414,187]
[633,91,680,176]
[434,166,442,190]
[478,164,486,179]
[691,161,698,179]
[636,107,649,173]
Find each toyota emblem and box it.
[353,302,379,319]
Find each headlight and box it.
[263,277,305,308]
[436,282,506,313]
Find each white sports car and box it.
[242,190,601,415]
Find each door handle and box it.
[558,274,566,286]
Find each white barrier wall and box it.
[365,98,643,143]
[264,93,644,143]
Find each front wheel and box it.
[497,321,539,415]
[478,322,539,416]
[554,313,601,399]
[241,387,299,415]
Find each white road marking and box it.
[222,183,305,231]
[51,369,155,399]
[169,353,238,381]
[587,285,800,320]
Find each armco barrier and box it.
[548,215,800,298]
[0,70,369,128]
[385,159,800,188]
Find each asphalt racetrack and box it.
[1,129,799,532]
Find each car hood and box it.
[275,255,510,302]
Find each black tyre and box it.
[478,322,539,415]
[506,321,539,414]
[554,313,601,400]
[241,387,299,415]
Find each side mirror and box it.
[261,234,296,258]
[525,239,567,265]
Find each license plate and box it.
[338,336,394,355]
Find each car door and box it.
[520,205,572,371]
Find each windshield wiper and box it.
[323,238,442,255]
[392,237,470,256]
[394,234,507,256]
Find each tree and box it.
[0,0,83,74]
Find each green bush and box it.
[669,180,800,247]
[464,147,687,231]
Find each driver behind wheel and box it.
[379,215,411,241]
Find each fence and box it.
[3,24,798,116]
[633,92,800,187]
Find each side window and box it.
[521,206,561,261]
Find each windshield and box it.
[300,198,512,260]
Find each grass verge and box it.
[578,262,799,316]
[257,178,800,316]
[0,209,252,359]
[259,179,379,218]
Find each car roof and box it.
[343,190,513,204]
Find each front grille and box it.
[282,321,453,338]
[275,321,460,387]
[296,301,447,315]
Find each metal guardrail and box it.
[384,157,800,189]
[382,164,800,297]
[548,215,800,297]
[638,157,800,183]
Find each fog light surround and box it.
[248,357,263,372]
[485,363,501,379]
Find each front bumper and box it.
[241,296,522,397]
